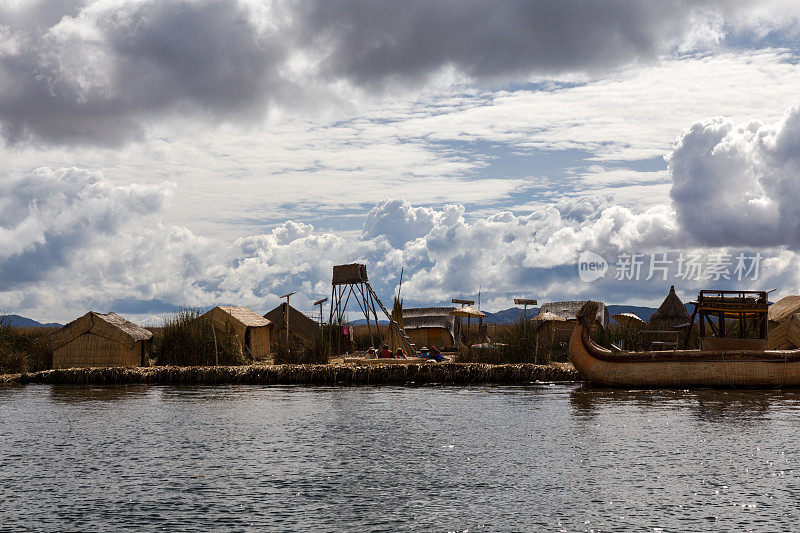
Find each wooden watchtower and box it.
[328,263,417,356]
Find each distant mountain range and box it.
[349,304,662,325]
[481,305,660,324]
[0,303,672,329]
[0,315,62,328]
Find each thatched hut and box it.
[648,285,690,330]
[768,295,800,325]
[51,312,152,369]
[539,301,608,328]
[535,301,608,345]
[531,311,566,357]
[264,303,320,344]
[403,307,461,349]
[768,295,800,349]
[200,306,272,357]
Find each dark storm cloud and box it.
[291,0,738,86]
[0,0,752,146]
[0,0,287,146]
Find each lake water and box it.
[2,384,799,531]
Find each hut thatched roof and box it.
[768,313,800,349]
[769,295,800,323]
[611,312,645,328]
[204,306,271,328]
[403,307,459,340]
[532,311,567,322]
[649,286,690,324]
[264,303,319,340]
[51,312,153,351]
[450,305,486,318]
[539,301,609,329]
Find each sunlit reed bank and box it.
[4,362,579,385]
[0,320,54,374]
[271,325,331,365]
[150,309,246,366]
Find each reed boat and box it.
[569,295,800,388]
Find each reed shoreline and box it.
[0,362,580,386]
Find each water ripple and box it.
[2,384,800,531]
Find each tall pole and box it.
[280,291,297,353]
[514,298,538,343]
[314,297,328,326]
[452,298,475,345]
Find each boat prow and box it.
[569,301,800,388]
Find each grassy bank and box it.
[0,323,54,374]
[455,320,568,364]
[272,327,330,364]
[150,309,246,366]
[5,362,579,386]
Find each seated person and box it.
[379,344,393,358]
[419,346,429,358]
[429,345,443,361]
[366,347,376,358]
[395,348,405,359]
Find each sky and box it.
[3,0,800,324]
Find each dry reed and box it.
[151,309,246,366]
[9,362,580,385]
[272,326,330,364]
[0,321,53,373]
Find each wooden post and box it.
[280,291,297,353]
[514,298,538,344]
[212,323,219,366]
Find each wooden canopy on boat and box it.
[685,290,769,351]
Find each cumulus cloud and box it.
[10,95,800,323]
[2,0,799,146]
[0,167,170,288]
[361,199,464,247]
[0,165,685,321]
[669,103,800,248]
[1,170,799,324]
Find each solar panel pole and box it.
[314,297,328,326]
[514,298,538,341]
